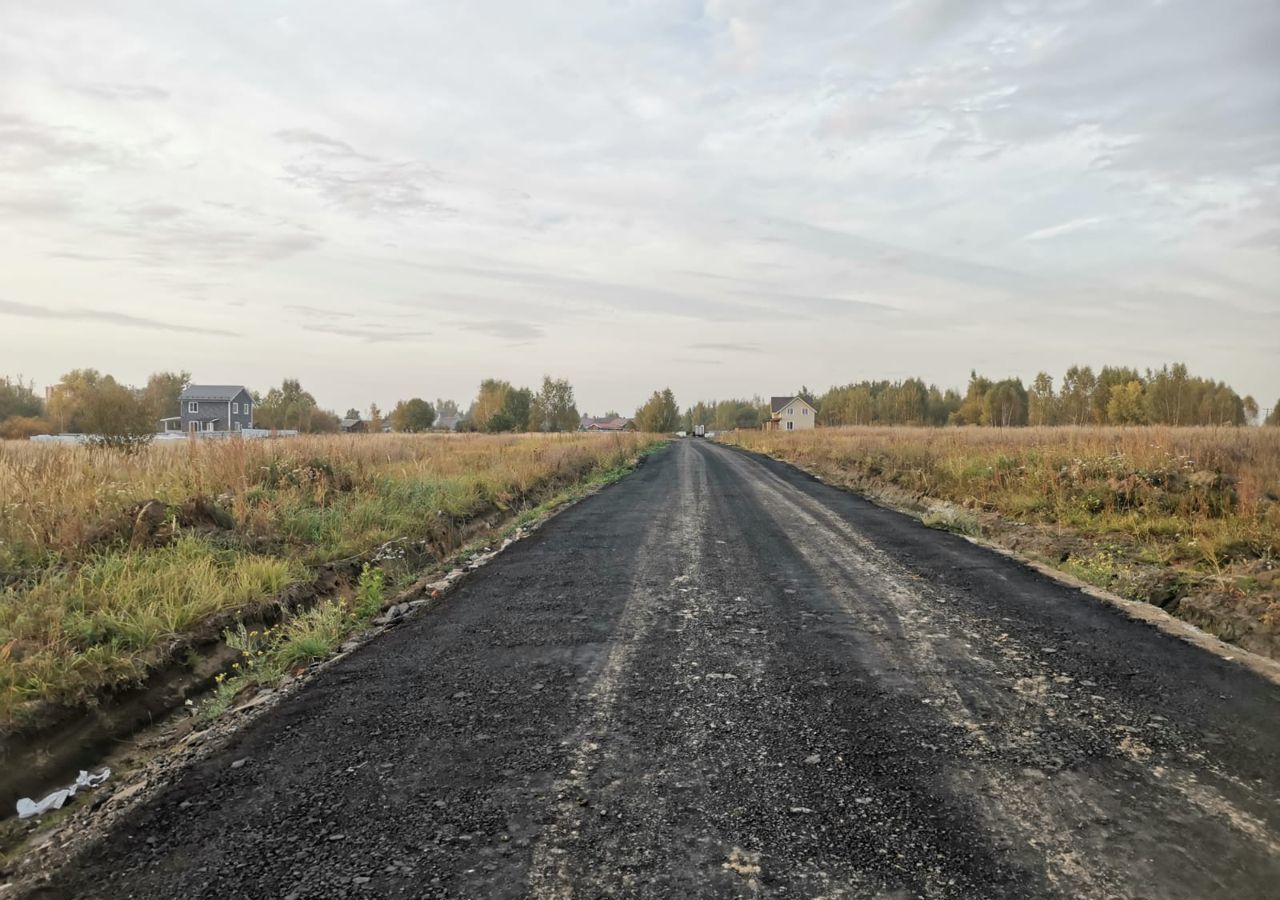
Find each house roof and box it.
[179,385,250,402]
[339,418,362,429]
[581,416,633,430]
[771,395,816,414]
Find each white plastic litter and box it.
[16,767,111,819]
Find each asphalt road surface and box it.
[39,440,1280,899]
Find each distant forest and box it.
[1,362,1277,441]
[684,363,1276,431]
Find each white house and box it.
[767,396,817,431]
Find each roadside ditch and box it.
[0,444,663,882]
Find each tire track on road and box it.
[705,440,1280,899]
[527,441,711,898]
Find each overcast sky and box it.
[2,0,1277,415]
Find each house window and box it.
[786,421,794,431]
[244,403,251,417]
[188,401,198,413]
[232,402,239,414]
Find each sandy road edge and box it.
[0,447,667,897]
[715,440,1280,688]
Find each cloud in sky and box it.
[691,342,761,354]
[0,0,1276,414]
[303,321,432,343]
[0,298,235,336]
[69,83,169,102]
[455,320,545,341]
[1023,217,1107,242]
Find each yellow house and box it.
[767,396,817,431]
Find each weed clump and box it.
[922,508,981,537]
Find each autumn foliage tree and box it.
[466,379,513,432]
[79,379,155,442]
[44,369,150,439]
[389,398,436,432]
[635,388,680,433]
[490,387,533,432]
[0,376,44,421]
[529,376,579,432]
[1028,372,1057,426]
[1059,366,1096,426]
[0,376,50,438]
[1106,380,1147,425]
[254,379,340,432]
[954,372,993,425]
[45,369,103,433]
[140,370,191,423]
[982,379,1029,427]
[682,398,768,432]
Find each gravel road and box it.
[36,440,1280,899]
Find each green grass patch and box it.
[0,536,302,723]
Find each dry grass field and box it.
[0,433,658,727]
[724,426,1280,655]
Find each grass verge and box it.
[0,433,663,729]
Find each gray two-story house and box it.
[168,385,254,433]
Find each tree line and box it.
[0,371,470,440]
[0,370,591,440]
[457,376,581,432]
[0,370,188,440]
[789,362,1266,428]
[668,363,1273,431]
[2,362,1276,441]
[680,397,773,432]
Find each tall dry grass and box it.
[1,433,650,571]
[0,432,657,725]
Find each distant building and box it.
[766,396,816,431]
[340,417,366,433]
[164,385,254,434]
[579,415,637,432]
[435,414,461,431]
